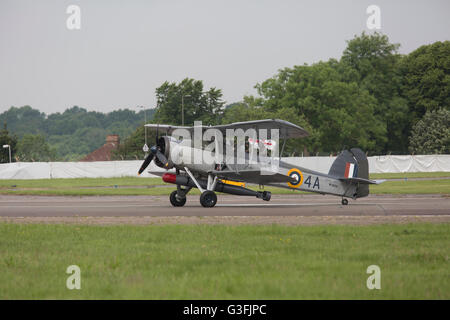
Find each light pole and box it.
[181,94,191,126]
[2,144,11,163]
[138,106,148,154]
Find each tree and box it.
[341,32,409,153]
[0,106,46,137]
[246,32,449,154]
[221,100,320,156]
[341,32,401,97]
[0,105,152,161]
[16,134,56,162]
[154,78,225,126]
[0,123,18,163]
[114,79,227,160]
[408,108,449,154]
[253,58,387,154]
[112,126,157,160]
[400,41,450,122]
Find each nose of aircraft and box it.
[138,143,170,175]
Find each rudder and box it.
[328,148,369,198]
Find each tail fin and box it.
[328,148,370,198]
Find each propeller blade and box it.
[138,153,154,175]
[148,145,169,168]
[155,149,169,167]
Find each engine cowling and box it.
[154,136,174,169]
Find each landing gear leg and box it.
[170,190,186,207]
[341,198,348,205]
[184,167,218,208]
[200,190,217,208]
[169,183,191,207]
[201,174,218,207]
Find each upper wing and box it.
[143,124,192,135]
[212,119,309,139]
[145,119,309,139]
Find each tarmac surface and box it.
[0,194,449,225]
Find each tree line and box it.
[1,32,448,163]
[116,33,449,159]
[0,106,154,162]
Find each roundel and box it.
[287,168,303,188]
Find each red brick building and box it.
[81,135,120,161]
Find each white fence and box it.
[0,155,449,179]
[283,154,450,175]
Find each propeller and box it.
[138,125,170,175]
[138,152,154,175]
[152,145,169,164]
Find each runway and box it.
[0,194,449,225]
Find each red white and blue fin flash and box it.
[344,162,358,178]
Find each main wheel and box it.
[200,191,217,208]
[341,198,348,205]
[170,190,186,207]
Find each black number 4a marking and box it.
[304,176,311,187]
[313,177,320,189]
[304,176,320,189]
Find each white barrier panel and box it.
[368,155,450,173]
[0,162,52,179]
[282,157,335,174]
[285,155,450,174]
[0,161,163,179]
[0,155,449,179]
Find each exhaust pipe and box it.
[162,173,271,201]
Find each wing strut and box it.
[184,167,205,193]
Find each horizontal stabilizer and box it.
[339,177,385,185]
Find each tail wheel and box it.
[170,190,186,207]
[341,198,348,205]
[262,191,271,201]
[200,191,217,208]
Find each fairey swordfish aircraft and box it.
[137,119,383,208]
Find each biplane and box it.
[138,119,382,207]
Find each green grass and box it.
[0,177,163,189]
[0,173,448,196]
[369,172,450,179]
[0,223,448,299]
[0,180,448,196]
[0,187,179,196]
[369,179,450,194]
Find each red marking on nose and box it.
[162,173,177,184]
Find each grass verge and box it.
[0,223,448,299]
[369,172,450,179]
[369,179,450,195]
[0,177,163,189]
[0,179,448,196]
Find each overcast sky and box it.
[0,0,449,114]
